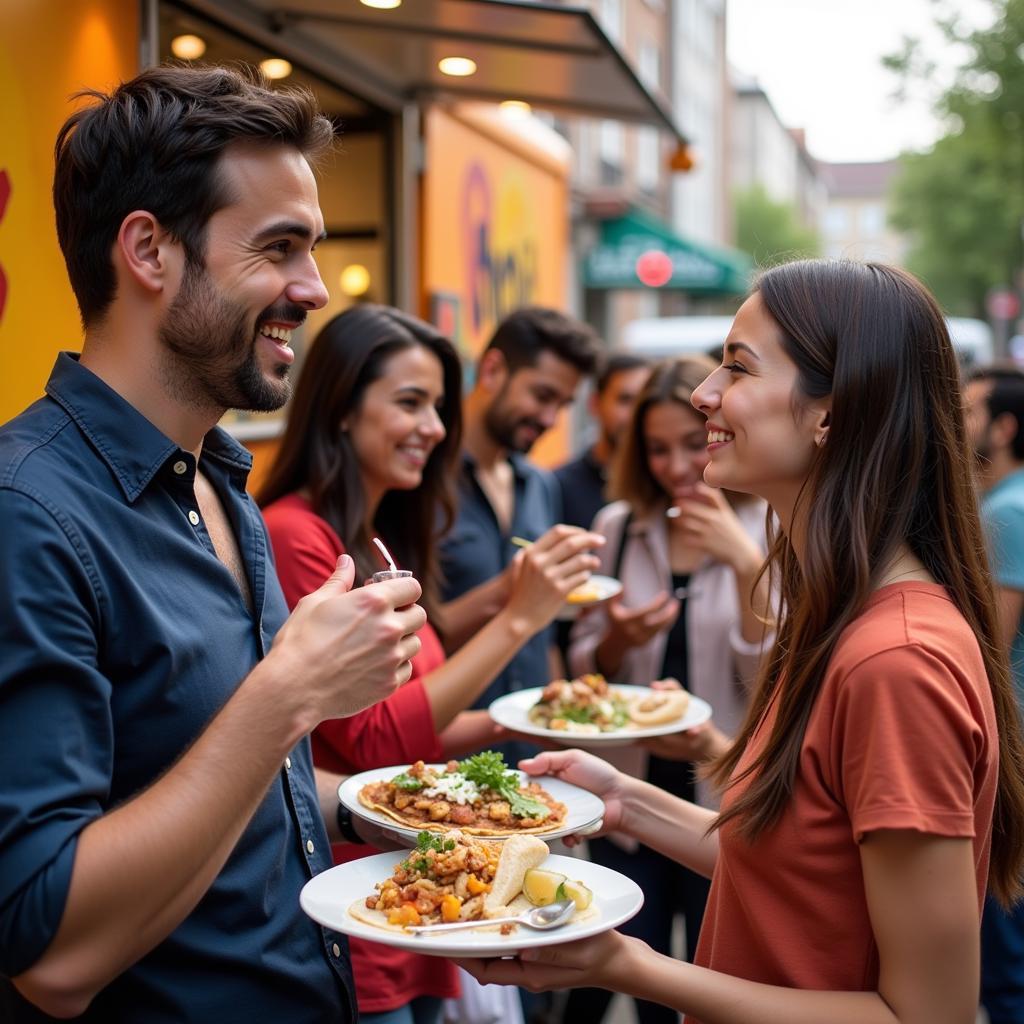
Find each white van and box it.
[622,315,995,368]
[620,316,735,361]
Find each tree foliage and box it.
[886,0,1024,316]
[734,184,820,268]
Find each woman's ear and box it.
[813,408,831,449]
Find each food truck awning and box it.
[189,0,688,142]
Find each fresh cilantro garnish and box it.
[459,750,550,821]
[458,751,511,791]
[416,831,442,851]
[560,705,597,724]
[391,772,425,791]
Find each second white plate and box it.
[489,685,712,748]
[339,766,605,845]
[300,851,643,957]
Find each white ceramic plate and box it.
[338,767,605,845]
[557,574,623,621]
[300,851,643,957]
[489,685,712,748]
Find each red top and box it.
[263,493,458,1012]
[689,584,998,1021]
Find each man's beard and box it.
[484,390,546,454]
[158,260,302,414]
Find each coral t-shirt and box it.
[690,583,998,1020]
[263,493,458,1012]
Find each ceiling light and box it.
[438,57,477,78]
[361,0,402,7]
[171,34,206,60]
[260,58,293,81]
[339,264,371,297]
[500,100,532,118]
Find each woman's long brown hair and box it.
[257,304,463,624]
[707,260,1024,906]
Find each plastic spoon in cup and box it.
[405,899,576,935]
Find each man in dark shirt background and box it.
[0,65,425,1022]
[554,352,651,531]
[437,308,603,743]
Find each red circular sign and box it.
[987,289,1020,321]
[635,249,673,288]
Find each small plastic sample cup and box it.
[370,569,414,584]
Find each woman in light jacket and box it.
[563,355,771,1024]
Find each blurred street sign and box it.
[987,289,1020,321]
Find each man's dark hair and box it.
[969,364,1024,461]
[484,306,601,376]
[53,63,336,328]
[596,352,649,395]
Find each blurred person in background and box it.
[460,259,1024,1024]
[554,352,651,531]
[259,304,601,1024]
[437,307,603,763]
[562,355,771,1024]
[963,365,1024,1024]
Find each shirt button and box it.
[306,839,315,854]
[284,757,292,770]
[188,510,200,526]
[173,460,188,475]
[332,943,341,958]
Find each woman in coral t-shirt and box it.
[258,305,600,1024]
[462,260,1024,1023]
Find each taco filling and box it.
[350,830,592,934]
[358,751,567,835]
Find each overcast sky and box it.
[726,0,995,163]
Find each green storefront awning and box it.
[583,208,752,295]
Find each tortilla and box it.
[348,892,599,934]
[484,835,549,915]
[627,688,690,726]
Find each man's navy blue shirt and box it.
[553,447,608,531]
[0,354,355,1023]
[439,451,561,720]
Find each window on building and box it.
[599,0,622,42]
[635,127,660,192]
[859,203,885,237]
[824,206,849,236]
[638,41,661,92]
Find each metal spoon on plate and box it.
[405,898,577,935]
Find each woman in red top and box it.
[463,260,1024,1024]
[258,305,600,1024]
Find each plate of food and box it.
[557,574,623,621]
[488,675,712,747]
[300,829,644,957]
[338,750,605,844]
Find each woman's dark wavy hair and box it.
[707,259,1024,907]
[53,63,335,328]
[258,305,463,623]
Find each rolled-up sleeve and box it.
[0,488,111,975]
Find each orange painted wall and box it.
[0,0,139,425]
[421,106,572,468]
